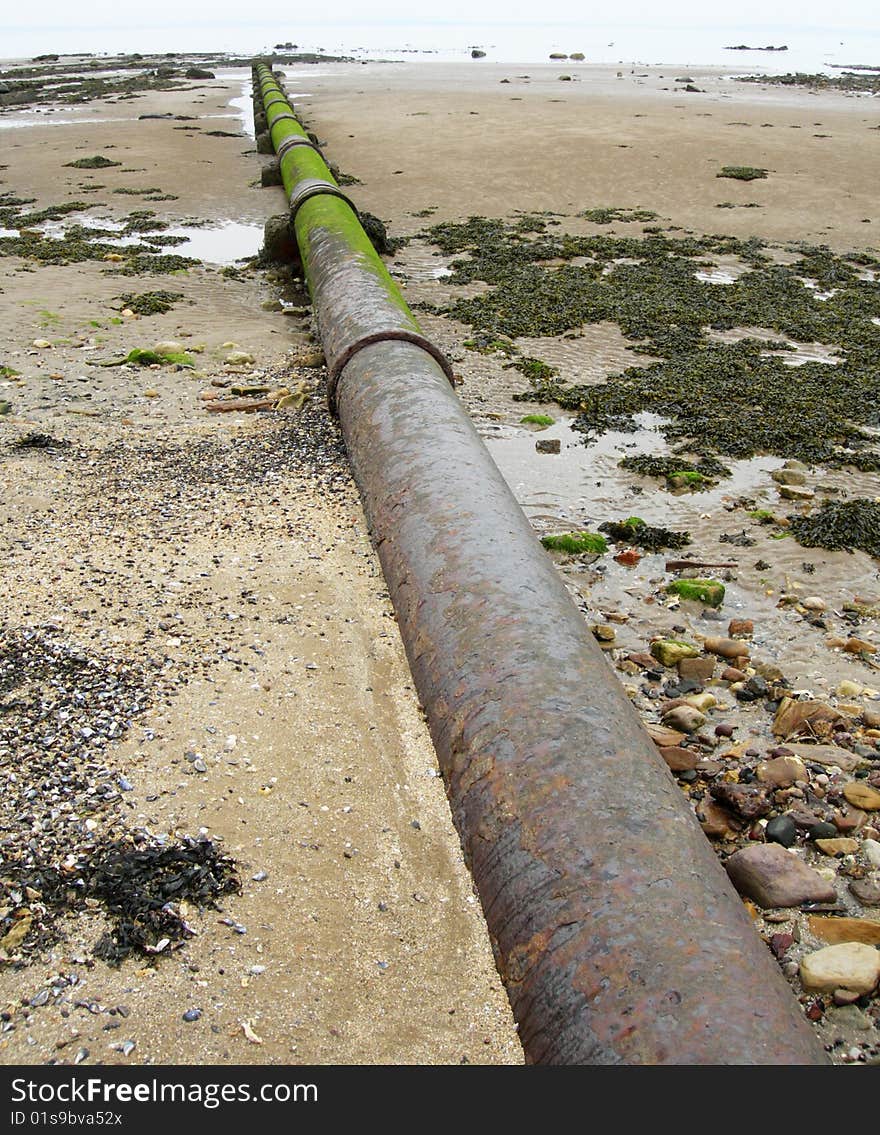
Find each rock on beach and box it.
[724,843,837,908]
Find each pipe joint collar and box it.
[276,134,321,160]
[288,178,358,223]
[327,332,455,410]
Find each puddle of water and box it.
[483,413,782,531]
[227,78,255,138]
[695,269,737,284]
[163,220,263,264]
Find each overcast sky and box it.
[5,0,878,30]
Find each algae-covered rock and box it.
[541,531,607,555]
[650,639,700,667]
[666,578,725,607]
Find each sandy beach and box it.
[1,52,879,1066]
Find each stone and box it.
[725,844,837,908]
[711,782,771,819]
[801,596,827,611]
[262,214,299,265]
[650,639,700,667]
[807,915,880,945]
[703,636,750,660]
[771,468,807,486]
[728,619,754,638]
[535,438,561,454]
[765,814,798,847]
[677,656,715,681]
[864,839,880,868]
[658,746,699,771]
[843,782,880,811]
[849,877,880,905]
[721,666,747,683]
[833,808,867,834]
[184,67,215,79]
[627,652,657,669]
[785,743,861,772]
[591,623,616,643]
[683,691,717,712]
[799,943,880,994]
[815,837,859,857]
[661,705,706,733]
[830,1003,871,1027]
[844,637,876,655]
[773,698,846,740]
[696,799,739,838]
[779,485,814,501]
[646,723,686,748]
[863,709,880,729]
[225,350,256,366]
[806,821,839,841]
[756,755,806,787]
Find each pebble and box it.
[725,843,837,908]
[727,619,754,638]
[843,782,880,811]
[785,743,861,773]
[799,942,880,994]
[182,1008,202,1022]
[863,839,880,868]
[801,596,827,612]
[703,636,749,660]
[849,877,880,905]
[815,837,859,857]
[535,438,561,454]
[650,639,700,667]
[661,705,706,733]
[711,782,771,819]
[765,814,798,847]
[721,666,747,683]
[756,755,806,788]
[658,745,698,772]
[677,656,715,681]
[806,915,880,946]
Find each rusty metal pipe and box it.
[252,64,827,1065]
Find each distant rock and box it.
[471,49,486,59]
[185,67,215,80]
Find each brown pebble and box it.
[849,877,880,906]
[843,782,880,811]
[728,618,754,638]
[677,656,715,681]
[703,636,750,660]
[721,666,747,683]
[833,808,867,834]
[715,723,735,738]
[815,837,859,857]
[658,745,699,772]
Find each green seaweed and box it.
[520,414,555,427]
[541,531,608,555]
[124,347,194,367]
[619,453,731,489]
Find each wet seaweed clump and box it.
[788,498,880,558]
[505,356,558,381]
[116,289,184,315]
[10,432,70,451]
[64,155,122,169]
[1,835,240,966]
[579,207,659,224]
[599,516,691,550]
[619,453,731,490]
[716,166,768,180]
[737,71,880,94]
